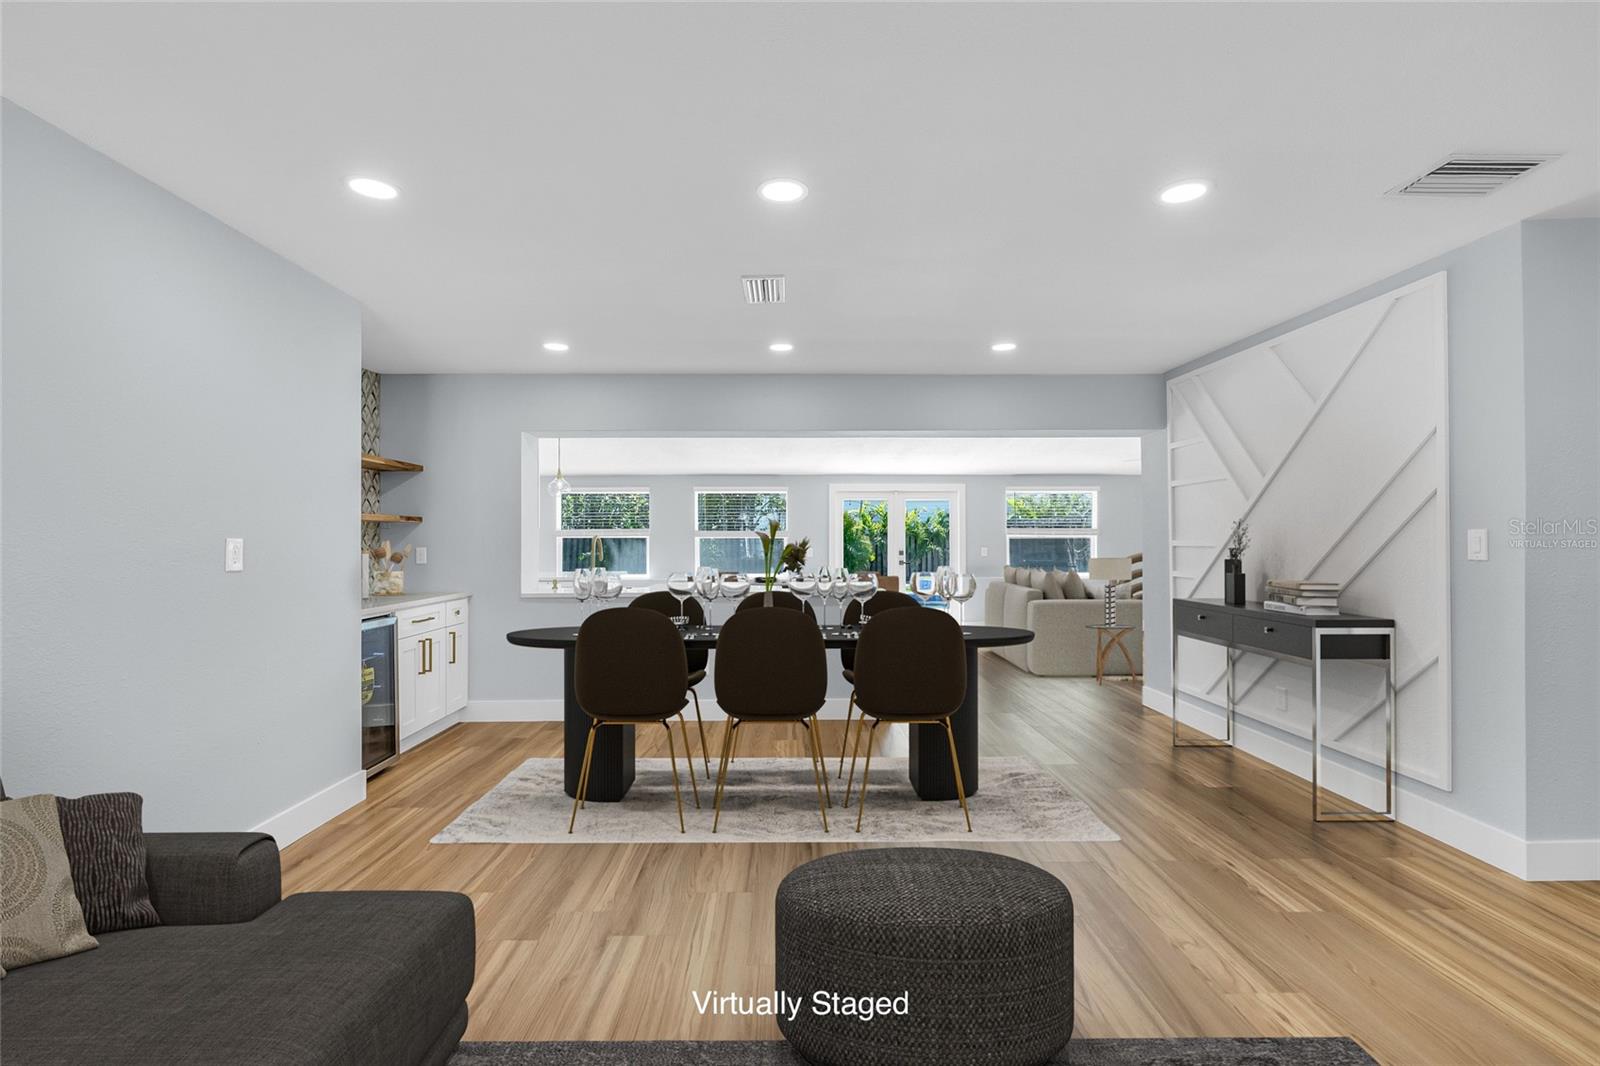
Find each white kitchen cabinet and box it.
[396,598,469,742]
[445,623,469,713]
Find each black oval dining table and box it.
[506,622,1034,803]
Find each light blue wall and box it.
[0,103,363,830]
[376,373,1160,703]
[1520,219,1600,842]
[1164,220,1600,844]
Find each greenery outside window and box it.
[1005,489,1097,572]
[696,489,786,575]
[558,489,650,576]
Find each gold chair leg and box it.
[942,719,972,833]
[664,721,687,834]
[808,717,833,808]
[836,689,856,778]
[712,719,739,833]
[577,720,600,811]
[804,718,830,832]
[569,721,598,834]
[678,712,701,808]
[854,720,880,833]
[690,688,710,777]
[844,711,869,807]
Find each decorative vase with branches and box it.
[1224,518,1250,605]
[755,518,782,595]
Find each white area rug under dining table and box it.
[432,756,1119,844]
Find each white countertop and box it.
[360,591,470,619]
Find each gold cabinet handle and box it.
[449,629,458,664]
[411,615,437,625]
[418,639,427,676]
[424,637,433,674]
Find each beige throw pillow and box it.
[1,794,98,973]
[1061,570,1088,599]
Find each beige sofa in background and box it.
[983,566,1143,677]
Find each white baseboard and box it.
[401,709,467,749]
[464,696,856,723]
[1142,687,1596,883]
[251,769,365,848]
[1526,838,1600,882]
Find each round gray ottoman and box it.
[775,847,1073,1066]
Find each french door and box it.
[828,485,964,582]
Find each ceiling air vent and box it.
[1389,153,1559,197]
[742,275,787,304]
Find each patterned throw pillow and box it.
[56,793,160,934]
[1,794,98,973]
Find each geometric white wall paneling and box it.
[1265,342,1318,403]
[1168,272,1450,788]
[1182,294,1401,596]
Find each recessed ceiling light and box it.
[758,178,808,204]
[991,342,1018,353]
[1158,180,1210,205]
[769,342,794,353]
[347,177,399,200]
[542,341,570,353]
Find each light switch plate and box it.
[224,537,245,572]
[1466,528,1488,561]
[979,546,989,558]
[415,547,428,565]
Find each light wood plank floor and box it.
[283,655,1600,1065]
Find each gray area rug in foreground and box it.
[452,1037,1376,1065]
[434,756,1119,844]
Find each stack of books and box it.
[1264,580,1341,616]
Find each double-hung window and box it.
[695,489,787,575]
[1005,489,1097,572]
[557,489,651,576]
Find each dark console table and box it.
[1171,598,1395,822]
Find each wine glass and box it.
[848,572,879,630]
[667,571,695,627]
[693,565,720,632]
[596,571,625,608]
[572,567,594,622]
[789,569,817,621]
[720,571,750,615]
[908,571,935,604]
[829,567,851,625]
[934,565,952,604]
[813,569,834,626]
[946,571,977,624]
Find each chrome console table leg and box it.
[1312,626,1396,823]
[1172,635,1235,748]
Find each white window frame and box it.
[826,483,967,575]
[555,487,652,579]
[694,487,788,577]
[1004,487,1099,573]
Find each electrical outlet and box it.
[224,538,245,572]
[415,547,428,565]
[1466,528,1489,561]
[979,546,990,558]
[1275,685,1289,711]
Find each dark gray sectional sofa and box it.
[1,831,475,1066]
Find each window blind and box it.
[1005,490,1096,530]
[559,491,651,530]
[696,490,787,532]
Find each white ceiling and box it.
[536,436,1142,477]
[4,2,1596,376]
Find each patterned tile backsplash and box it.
[361,369,381,550]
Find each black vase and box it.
[1224,557,1246,605]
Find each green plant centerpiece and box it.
[779,537,811,575]
[755,518,782,595]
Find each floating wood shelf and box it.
[361,453,424,473]
[362,513,422,524]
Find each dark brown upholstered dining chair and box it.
[572,607,700,833]
[846,607,971,833]
[732,589,817,620]
[710,607,832,832]
[630,590,710,775]
[836,590,921,776]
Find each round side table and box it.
[1086,624,1139,685]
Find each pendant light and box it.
[546,437,571,497]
